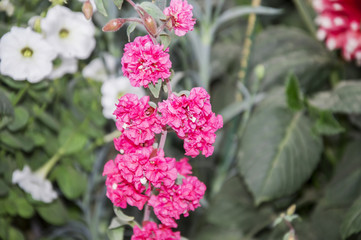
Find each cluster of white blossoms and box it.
[0,5,95,83]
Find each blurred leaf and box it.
[7,106,29,131]
[8,227,24,240]
[248,27,334,93]
[140,1,166,19]
[0,180,9,196]
[36,199,68,225]
[239,90,323,204]
[54,164,87,199]
[309,81,361,114]
[0,130,35,152]
[33,105,60,132]
[324,141,361,207]
[107,226,124,240]
[0,76,27,89]
[194,224,244,240]
[148,79,162,98]
[207,176,273,234]
[94,0,108,16]
[0,88,14,128]
[155,0,166,10]
[16,198,34,218]
[160,33,171,49]
[127,22,137,42]
[212,6,282,36]
[341,196,361,239]
[285,74,303,111]
[114,206,135,222]
[112,0,124,9]
[314,111,344,135]
[58,128,87,155]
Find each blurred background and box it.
[1,0,361,239]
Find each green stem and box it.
[35,150,62,179]
[12,83,30,106]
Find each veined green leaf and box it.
[112,0,124,9]
[341,196,361,239]
[139,1,166,19]
[94,0,108,16]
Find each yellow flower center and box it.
[21,47,33,58]
[59,28,69,39]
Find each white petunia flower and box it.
[82,53,117,82]
[0,27,57,83]
[0,0,14,16]
[101,76,145,119]
[48,56,78,79]
[12,166,58,203]
[41,5,96,59]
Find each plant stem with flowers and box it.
[99,0,223,238]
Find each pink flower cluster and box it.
[164,0,196,36]
[159,87,223,157]
[121,35,172,88]
[313,0,361,64]
[132,222,180,240]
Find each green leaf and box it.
[0,130,35,152]
[114,206,135,222]
[239,90,323,204]
[54,164,87,199]
[36,199,68,225]
[15,198,34,218]
[0,76,27,89]
[248,27,334,93]
[314,111,344,135]
[159,33,171,49]
[7,106,29,131]
[107,226,124,240]
[0,179,9,196]
[324,141,361,208]
[139,1,166,19]
[112,0,124,9]
[309,81,361,114]
[94,0,108,16]
[33,105,60,131]
[58,128,87,155]
[206,177,273,234]
[148,79,162,98]
[341,196,361,239]
[126,22,137,42]
[0,88,14,128]
[285,74,303,111]
[154,0,166,10]
[8,227,25,240]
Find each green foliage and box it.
[94,0,108,16]
[36,200,68,225]
[54,164,87,200]
[139,1,166,19]
[285,74,303,111]
[112,0,124,10]
[239,89,322,204]
[341,196,361,239]
[148,79,163,98]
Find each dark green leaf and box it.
[309,81,361,114]
[58,128,87,155]
[94,0,108,16]
[314,111,344,135]
[126,22,137,42]
[239,90,323,204]
[15,198,34,218]
[341,196,361,239]
[0,130,35,152]
[33,105,60,131]
[0,76,27,89]
[139,1,166,19]
[54,164,87,199]
[0,88,14,128]
[36,199,68,225]
[112,0,124,9]
[0,180,9,196]
[285,74,303,111]
[148,79,162,98]
[8,227,25,240]
[7,106,29,131]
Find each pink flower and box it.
[148,176,206,228]
[158,87,223,157]
[114,94,163,145]
[103,158,149,210]
[121,35,172,88]
[132,222,180,240]
[175,158,192,176]
[313,0,361,64]
[114,134,154,155]
[164,0,196,36]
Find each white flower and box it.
[78,0,97,11]
[48,57,78,79]
[101,76,145,119]
[0,0,14,16]
[0,27,57,83]
[82,53,117,82]
[41,5,96,59]
[12,166,58,203]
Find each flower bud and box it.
[286,204,296,216]
[143,13,157,36]
[102,18,126,32]
[82,0,93,20]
